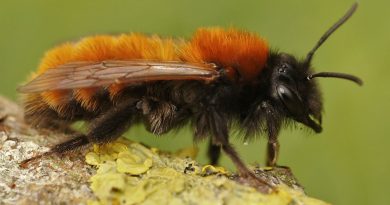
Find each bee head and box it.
[267,3,362,132]
[267,53,322,132]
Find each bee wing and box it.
[18,60,219,93]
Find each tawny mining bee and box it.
[19,3,362,188]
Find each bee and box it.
[19,3,362,188]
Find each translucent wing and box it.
[18,60,219,93]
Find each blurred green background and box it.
[1,0,388,204]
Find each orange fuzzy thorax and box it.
[27,28,269,113]
[181,28,269,81]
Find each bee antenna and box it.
[307,72,363,86]
[303,2,358,66]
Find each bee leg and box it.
[139,99,182,135]
[50,100,136,150]
[207,139,221,165]
[207,107,274,193]
[86,100,136,144]
[266,139,279,167]
[262,101,281,167]
[265,123,280,167]
[19,134,89,168]
[20,100,136,168]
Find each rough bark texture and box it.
[0,96,329,205]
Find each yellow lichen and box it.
[85,138,330,205]
[117,157,152,175]
[85,152,100,166]
[201,164,228,175]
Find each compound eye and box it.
[276,84,304,116]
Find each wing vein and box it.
[18,60,219,93]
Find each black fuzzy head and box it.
[257,2,362,133]
[266,53,323,133]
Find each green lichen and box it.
[85,138,329,205]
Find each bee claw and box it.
[19,152,50,169]
[236,169,276,194]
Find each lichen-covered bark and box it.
[0,96,329,205]
[0,96,95,204]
